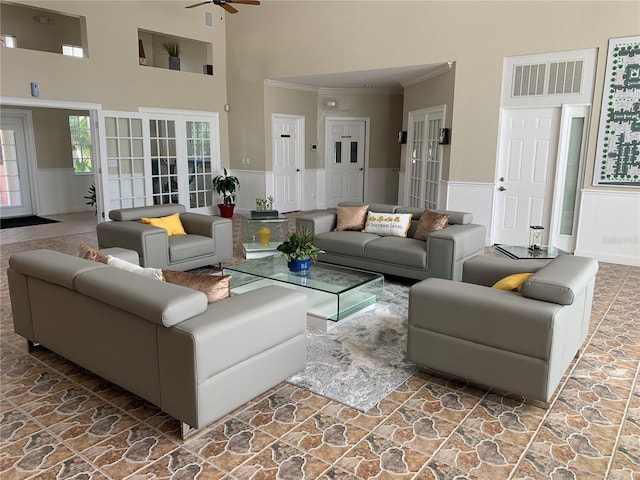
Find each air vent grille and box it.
[512,60,584,97]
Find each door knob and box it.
[296,168,300,172]
[498,186,507,191]
[359,167,364,171]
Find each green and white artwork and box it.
[594,36,640,186]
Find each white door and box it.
[326,118,367,207]
[272,114,303,213]
[0,114,34,218]
[494,107,560,245]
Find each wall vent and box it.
[512,59,584,97]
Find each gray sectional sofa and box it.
[7,249,307,438]
[407,254,599,403]
[296,203,486,281]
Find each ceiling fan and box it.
[186,0,260,14]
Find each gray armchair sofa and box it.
[97,204,232,270]
[407,254,599,403]
[296,203,486,280]
[8,249,307,438]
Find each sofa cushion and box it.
[335,205,368,231]
[413,210,450,241]
[162,270,231,303]
[142,212,186,236]
[313,231,380,257]
[365,237,427,269]
[364,212,413,237]
[168,234,215,263]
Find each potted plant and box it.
[212,168,240,218]
[277,227,324,275]
[162,41,182,71]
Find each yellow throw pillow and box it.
[335,205,369,231]
[492,273,534,292]
[162,270,231,303]
[141,212,186,236]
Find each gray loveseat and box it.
[407,254,599,403]
[97,204,232,271]
[296,203,486,280]
[8,249,307,438]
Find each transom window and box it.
[62,44,84,57]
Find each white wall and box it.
[37,168,94,215]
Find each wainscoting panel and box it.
[575,189,640,266]
[37,168,95,215]
[445,181,494,245]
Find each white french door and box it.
[406,106,444,209]
[98,110,220,220]
[493,107,560,246]
[0,112,35,218]
[272,114,303,213]
[325,118,367,208]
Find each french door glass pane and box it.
[150,119,179,205]
[105,117,146,210]
[0,129,21,207]
[350,142,358,163]
[186,120,213,209]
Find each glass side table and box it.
[240,214,290,259]
[494,244,569,260]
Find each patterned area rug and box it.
[287,279,418,412]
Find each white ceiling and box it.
[275,63,451,91]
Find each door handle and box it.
[296,168,300,172]
[359,167,364,171]
[498,186,507,191]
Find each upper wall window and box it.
[0,3,87,57]
[0,34,16,48]
[62,44,84,57]
[69,115,92,174]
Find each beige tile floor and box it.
[1,211,638,480]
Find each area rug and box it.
[287,279,418,412]
[0,215,59,229]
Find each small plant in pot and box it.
[162,41,182,70]
[212,168,240,218]
[277,227,324,275]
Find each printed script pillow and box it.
[413,209,450,241]
[106,255,164,281]
[492,273,534,292]
[141,212,186,236]
[363,212,413,237]
[162,270,231,303]
[78,242,108,264]
[335,205,369,231]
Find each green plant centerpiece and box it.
[277,227,324,275]
[212,168,240,218]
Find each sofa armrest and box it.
[426,223,486,280]
[462,255,545,287]
[97,221,169,267]
[296,211,337,236]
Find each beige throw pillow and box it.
[78,242,109,264]
[335,205,369,231]
[162,270,231,304]
[413,209,449,240]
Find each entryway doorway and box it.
[0,111,35,218]
[325,118,368,207]
[272,114,303,213]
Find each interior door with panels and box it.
[326,118,366,208]
[272,114,303,213]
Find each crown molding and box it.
[318,86,402,95]
[264,79,319,93]
[401,63,453,88]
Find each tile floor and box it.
[0,212,638,479]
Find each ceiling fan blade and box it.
[185,1,212,8]
[221,3,239,13]
[230,0,261,5]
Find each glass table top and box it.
[224,255,382,295]
[494,244,569,260]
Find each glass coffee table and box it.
[223,256,384,331]
[494,244,568,260]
